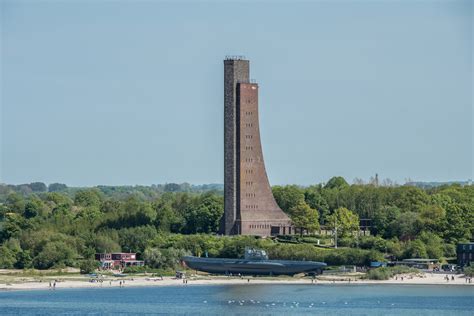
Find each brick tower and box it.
[222,57,292,236]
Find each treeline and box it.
[0,182,223,202]
[0,189,223,270]
[272,177,474,244]
[0,177,472,271]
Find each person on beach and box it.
[53,282,56,290]
[451,275,454,281]
[49,281,52,289]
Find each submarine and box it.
[182,247,327,276]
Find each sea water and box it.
[0,284,473,315]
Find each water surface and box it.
[0,284,473,315]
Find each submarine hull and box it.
[182,256,326,276]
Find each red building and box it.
[95,253,144,270]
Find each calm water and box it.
[0,284,473,315]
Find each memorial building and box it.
[222,57,292,236]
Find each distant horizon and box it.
[2,1,472,186]
[2,178,472,188]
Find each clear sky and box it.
[1,0,472,186]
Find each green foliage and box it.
[119,225,158,254]
[29,182,47,192]
[0,181,472,270]
[324,176,349,189]
[272,185,305,214]
[6,193,25,214]
[464,266,474,277]
[325,207,359,237]
[74,189,102,208]
[304,187,330,224]
[417,232,444,259]
[33,241,77,269]
[48,183,68,192]
[0,245,17,268]
[358,236,388,252]
[183,193,223,233]
[143,247,190,270]
[403,239,428,259]
[93,233,121,253]
[289,201,319,235]
[389,211,420,241]
[79,259,99,274]
[15,250,33,269]
[419,205,445,232]
[365,266,419,280]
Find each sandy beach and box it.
[0,272,472,291]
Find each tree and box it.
[272,185,305,214]
[371,206,401,237]
[122,196,157,227]
[164,183,181,192]
[15,250,33,269]
[76,207,102,226]
[403,239,428,259]
[419,205,445,233]
[48,183,68,192]
[417,232,443,259]
[79,259,99,274]
[118,225,157,254]
[387,211,420,241]
[0,214,24,242]
[304,188,330,224]
[154,202,183,233]
[143,247,164,268]
[184,193,223,234]
[289,201,319,236]
[94,234,121,253]
[325,207,359,237]
[33,241,77,269]
[6,193,25,214]
[324,176,349,190]
[74,189,102,208]
[29,182,47,192]
[24,200,41,219]
[393,186,429,213]
[0,245,17,268]
[443,202,472,243]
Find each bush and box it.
[33,241,77,269]
[365,266,419,280]
[79,259,99,274]
[123,266,148,273]
[463,266,474,277]
[122,266,175,274]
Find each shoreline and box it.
[1,273,472,291]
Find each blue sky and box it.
[1,0,472,186]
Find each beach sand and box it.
[0,272,472,291]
